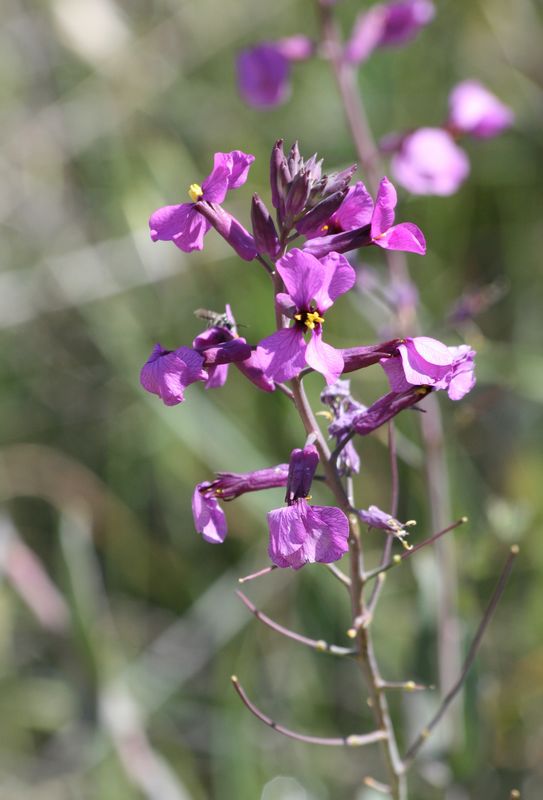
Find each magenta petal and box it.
[391,128,470,196]
[276,248,327,309]
[167,210,210,253]
[370,177,397,239]
[344,7,387,64]
[235,347,276,392]
[201,155,231,203]
[275,35,313,61]
[400,337,453,385]
[150,203,196,242]
[257,327,307,383]
[205,363,229,389]
[140,344,207,406]
[448,80,513,139]
[267,500,349,570]
[333,182,374,231]
[374,222,426,255]
[305,332,344,385]
[313,252,356,312]
[381,355,411,393]
[192,485,227,544]
[237,45,290,109]
[226,150,255,189]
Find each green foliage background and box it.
[0,0,542,797]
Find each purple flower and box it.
[192,483,228,543]
[267,444,348,570]
[358,504,413,547]
[391,128,470,196]
[237,37,313,109]
[302,181,374,239]
[303,177,426,258]
[257,249,356,384]
[140,344,208,406]
[149,150,254,252]
[267,500,350,570]
[381,336,476,400]
[345,0,435,64]
[448,81,514,139]
[193,465,290,543]
[320,380,362,474]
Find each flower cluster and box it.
[236,2,513,197]
[142,140,476,569]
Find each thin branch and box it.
[330,431,355,468]
[275,382,295,401]
[238,564,277,584]
[231,676,387,747]
[403,545,519,767]
[323,562,352,589]
[363,517,468,583]
[255,253,274,275]
[236,590,356,656]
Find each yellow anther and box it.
[405,519,417,527]
[321,224,329,232]
[294,313,302,321]
[304,311,325,330]
[188,182,203,202]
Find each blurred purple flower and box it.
[448,80,514,139]
[381,336,476,400]
[304,177,426,257]
[391,128,470,195]
[257,248,356,385]
[192,483,228,543]
[237,37,313,109]
[140,344,208,406]
[149,150,254,252]
[345,0,435,64]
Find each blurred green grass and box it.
[0,0,542,797]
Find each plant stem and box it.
[289,376,406,800]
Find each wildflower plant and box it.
[143,1,518,797]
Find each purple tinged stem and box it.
[236,590,355,656]
[231,676,388,747]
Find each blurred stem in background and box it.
[317,0,461,747]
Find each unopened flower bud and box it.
[285,445,319,504]
[295,190,347,235]
[251,194,280,257]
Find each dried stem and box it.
[403,546,519,767]
[231,676,388,747]
[236,590,355,656]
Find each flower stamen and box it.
[188,183,204,202]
